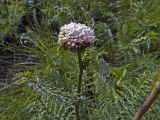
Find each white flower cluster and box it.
[58,22,95,51]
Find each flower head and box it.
[58,22,95,51]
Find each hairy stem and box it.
[134,80,160,120]
[75,51,83,120]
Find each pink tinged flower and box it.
[58,22,95,51]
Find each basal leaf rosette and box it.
[58,22,95,51]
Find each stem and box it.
[77,51,83,93]
[75,51,83,120]
[133,80,160,120]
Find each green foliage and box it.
[0,1,25,36]
[1,0,160,120]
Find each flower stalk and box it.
[75,51,83,120]
[77,51,83,94]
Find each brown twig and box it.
[134,80,160,120]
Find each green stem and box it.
[75,51,83,120]
[133,80,160,120]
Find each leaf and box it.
[111,67,127,84]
